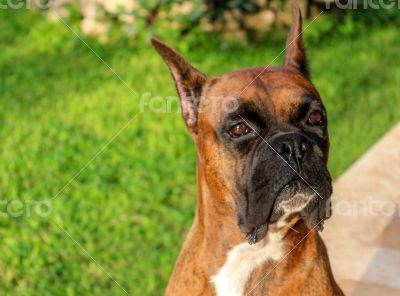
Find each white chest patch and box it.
[211,232,284,296]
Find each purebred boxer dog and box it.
[152,2,344,295]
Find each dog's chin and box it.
[244,183,330,245]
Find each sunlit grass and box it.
[0,8,399,295]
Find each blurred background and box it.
[0,0,399,295]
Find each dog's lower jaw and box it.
[244,191,329,245]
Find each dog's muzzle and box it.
[236,131,332,244]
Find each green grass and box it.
[0,7,399,296]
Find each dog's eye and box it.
[229,122,251,138]
[307,110,324,126]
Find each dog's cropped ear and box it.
[151,38,207,134]
[283,1,309,79]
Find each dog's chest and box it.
[211,232,284,296]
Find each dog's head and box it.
[152,3,332,244]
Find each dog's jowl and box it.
[152,2,344,296]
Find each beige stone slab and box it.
[379,216,400,249]
[339,280,400,296]
[321,123,400,294]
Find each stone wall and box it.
[44,0,301,40]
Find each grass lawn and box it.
[0,7,399,295]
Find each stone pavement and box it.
[322,123,400,295]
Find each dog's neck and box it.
[193,160,244,271]
[193,159,318,277]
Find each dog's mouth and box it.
[244,212,325,245]
[243,182,329,245]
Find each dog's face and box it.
[152,4,332,244]
[196,68,331,243]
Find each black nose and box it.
[274,133,310,174]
